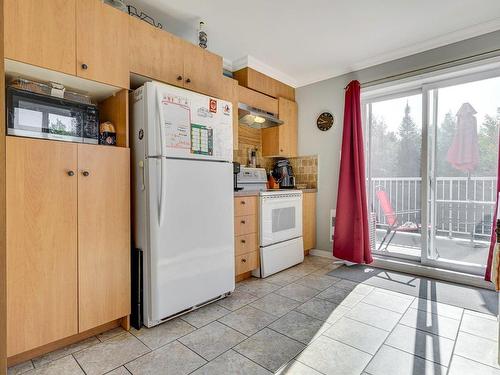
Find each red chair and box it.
[376,188,420,251]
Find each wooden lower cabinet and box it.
[234,196,259,280]
[302,192,317,252]
[5,138,130,357]
[77,145,130,332]
[6,137,78,356]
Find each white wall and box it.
[296,30,500,252]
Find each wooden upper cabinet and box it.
[76,0,129,88]
[77,145,130,332]
[302,192,317,252]
[233,67,295,101]
[4,0,77,75]
[183,42,223,96]
[6,137,78,356]
[128,17,184,86]
[262,97,298,157]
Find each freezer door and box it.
[145,158,234,325]
[150,82,233,162]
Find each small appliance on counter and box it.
[272,159,296,189]
[99,121,117,146]
[233,162,243,191]
[236,167,268,191]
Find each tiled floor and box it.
[8,255,500,375]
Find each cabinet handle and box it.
[241,201,246,205]
[241,220,246,224]
[82,171,90,177]
[67,170,75,177]
[81,63,88,70]
[241,258,247,263]
[185,78,191,83]
[241,239,246,244]
[177,75,183,81]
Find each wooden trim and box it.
[233,67,295,101]
[235,272,252,283]
[7,318,123,367]
[120,316,131,331]
[237,86,278,114]
[98,90,129,148]
[0,0,7,372]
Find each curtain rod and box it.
[344,47,500,90]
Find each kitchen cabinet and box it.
[77,0,129,88]
[234,196,259,280]
[233,67,295,101]
[77,144,130,332]
[262,97,298,157]
[5,137,130,357]
[182,42,223,96]
[218,77,239,150]
[4,0,77,75]
[238,86,278,114]
[6,137,78,356]
[302,192,317,252]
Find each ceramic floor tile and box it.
[296,335,372,375]
[180,304,231,328]
[32,336,100,368]
[218,305,278,335]
[350,283,375,296]
[269,310,330,344]
[251,293,301,317]
[7,361,34,375]
[125,340,205,375]
[130,318,195,350]
[23,356,84,375]
[234,328,305,372]
[454,331,499,368]
[399,307,460,340]
[97,327,127,342]
[295,298,350,324]
[216,289,259,311]
[316,285,364,307]
[294,274,340,291]
[362,289,414,313]
[448,355,500,375]
[236,279,280,297]
[275,283,320,302]
[179,321,246,361]
[365,345,447,375]
[324,317,389,355]
[275,360,323,375]
[105,367,131,375]
[191,350,271,375]
[333,279,360,291]
[264,271,302,286]
[460,310,498,341]
[385,324,455,366]
[410,298,464,320]
[73,333,150,375]
[346,302,402,331]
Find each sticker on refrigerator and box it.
[191,124,213,156]
[160,99,191,149]
[209,99,217,113]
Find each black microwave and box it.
[7,86,99,144]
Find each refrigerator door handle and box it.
[156,89,168,225]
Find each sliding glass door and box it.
[364,70,500,276]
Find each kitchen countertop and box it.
[234,189,317,197]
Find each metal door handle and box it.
[185,78,191,83]
[81,63,88,70]
[241,201,246,205]
[177,75,183,81]
[67,170,75,176]
[241,258,247,263]
[241,220,246,224]
[241,239,246,244]
[82,171,90,177]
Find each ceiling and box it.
[126,0,500,87]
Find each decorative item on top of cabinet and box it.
[198,21,208,49]
[127,5,162,28]
[234,196,259,281]
[302,192,317,254]
[76,0,129,88]
[262,97,298,157]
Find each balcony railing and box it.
[370,176,497,239]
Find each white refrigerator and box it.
[131,81,235,327]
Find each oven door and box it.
[260,192,303,247]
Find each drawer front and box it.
[234,196,257,217]
[235,233,258,256]
[234,214,257,236]
[235,251,259,275]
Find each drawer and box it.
[234,214,257,236]
[234,196,257,217]
[235,251,259,275]
[235,233,258,256]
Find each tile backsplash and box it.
[288,155,318,189]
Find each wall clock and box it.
[317,112,334,131]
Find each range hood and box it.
[238,103,283,129]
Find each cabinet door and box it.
[302,192,317,252]
[6,137,78,356]
[4,0,76,75]
[77,145,130,332]
[262,98,298,157]
[183,42,223,96]
[76,0,129,88]
[128,17,184,87]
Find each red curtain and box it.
[485,132,500,281]
[333,80,373,264]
